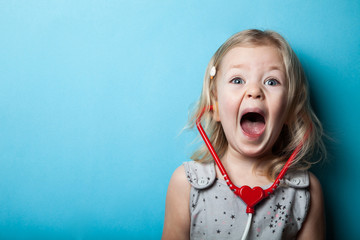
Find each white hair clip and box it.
[210,66,216,79]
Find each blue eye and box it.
[265,78,279,86]
[231,77,245,84]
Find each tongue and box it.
[241,119,265,135]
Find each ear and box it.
[213,101,221,122]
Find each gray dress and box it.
[184,161,310,240]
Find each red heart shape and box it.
[237,185,265,209]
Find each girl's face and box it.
[215,45,288,159]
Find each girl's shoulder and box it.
[168,164,191,190]
[162,165,192,239]
[297,172,325,239]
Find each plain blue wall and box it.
[1,0,359,239]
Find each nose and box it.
[246,86,264,100]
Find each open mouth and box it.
[240,112,266,137]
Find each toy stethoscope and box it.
[196,106,310,240]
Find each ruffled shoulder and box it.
[183,161,309,189]
[281,170,309,188]
[183,161,216,189]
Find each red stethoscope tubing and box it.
[196,106,310,214]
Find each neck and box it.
[217,147,273,187]
[224,147,269,172]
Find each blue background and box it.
[1,0,359,239]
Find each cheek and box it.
[217,99,242,132]
[218,94,240,118]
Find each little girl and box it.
[162,29,326,240]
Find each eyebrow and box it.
[229,64,246,70]
[267,65,284,71]
[229,64,284,71]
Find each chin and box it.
[237,142,274,159]
[236,147,267,159]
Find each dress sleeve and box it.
[183,161,216,189]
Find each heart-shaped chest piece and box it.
[237,185,265,209]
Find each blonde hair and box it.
[188,29,326,180]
